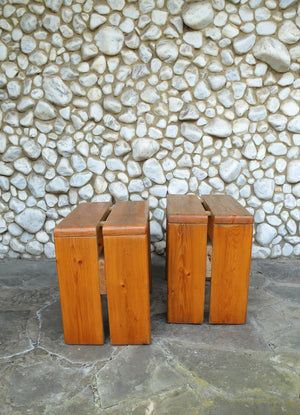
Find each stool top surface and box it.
[54,202,111,237]
[202,195,253,224]
[103,201,148,236]
[167,195,208,224]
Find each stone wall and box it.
[0,0,300,259]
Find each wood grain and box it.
[55,235,104,344]
[166,195,208,324]
[54,202,111,344]
[209,224,253,324]
[99,252,106,295]
[147,217,152,292]
[103,201,148,236]
[103,201,151,345]
[206,240,212,281]
[202,195,253,224]
[202,195,253,323]
[167,194,208,224]
[104,234,151,345]
[99,215,152,295]
[54,202,111,237]
[167,223,207,323]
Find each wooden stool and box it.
[54,202,111,344]
[103,201,151,345]
[202,195,253,324]
[54,201,151,345]
[166,195,208,324]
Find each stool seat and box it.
[103,201,151,345]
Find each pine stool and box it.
[166,195,208,324]
[202,195,254,324]
[103,201,151,345]
[54,201,151,345]
[54,202,111,344]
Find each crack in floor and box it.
[1,256,299,413]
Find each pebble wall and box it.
[0,0,300,259]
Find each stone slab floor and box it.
[0,255,299,415]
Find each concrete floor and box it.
[0,255,299,414]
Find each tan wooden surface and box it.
[167,223,207,323]
[103,234,151,345]
[103,200,148,236]
[202,195,253,224]
[54,202,111,237]
[99,234,152,295]
[208,224,253,324]
[167,195,208,324]
[55,235,105,344]
[202,195,253,324]
[167,194,208,224]
[206,240,212,281]
[147,217,152,292]
[103,201,151,345]
[54,202,111,344]
[99,252,106,295]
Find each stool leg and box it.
[167,223,207,324]
[104,234,151,345]
[55,236,104,344]
[209,224,253,324]
[147,218,152,293]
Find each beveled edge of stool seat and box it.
[103,200,149,236]
[54,202,112,238]
[167,194,208,224]
[202,195,253,225]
